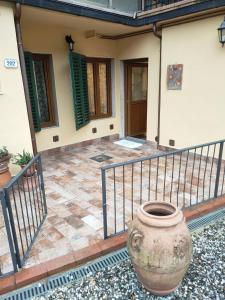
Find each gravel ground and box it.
[35,218,225,300]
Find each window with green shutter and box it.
[69,52,90,130]
[24,52,57,131]
[24,52,41,132]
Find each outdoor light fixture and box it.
[218,18,225,47]
[65,35,75,51]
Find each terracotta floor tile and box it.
[0,275,15,295]
[65,215,84,229]
[46,253,75,276]
[73,244,102,264]
[15,264,47,288]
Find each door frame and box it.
[124,58,148,137]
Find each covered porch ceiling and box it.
[8,0,225,34]
[20,5,151,38]
[20,3,225,40]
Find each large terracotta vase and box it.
[0,155,11,188]
[127,202,192,296]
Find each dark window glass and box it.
[86,57,111,119]
[32,54,56,128]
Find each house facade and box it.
[1,0,225,163]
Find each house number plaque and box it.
[4,58,18,69]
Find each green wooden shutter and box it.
[24,52,41,132]
[69,52,89,130]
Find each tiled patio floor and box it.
[23,139,161,268]
[1,138,224,274]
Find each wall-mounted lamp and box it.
[65,35,75,51]
[218,18,225,47]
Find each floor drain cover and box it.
[90,154,112,162]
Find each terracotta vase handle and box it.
[129,229,144,252]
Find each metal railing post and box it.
[4,189,22,268]
[0,189,18,273]
[38,155,47,214]
[214,141,224,198]
[101,168,108,239]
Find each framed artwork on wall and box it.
[167,64,183,90]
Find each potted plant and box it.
[14,150,36,192]
[0,146,11,187]
[14,150,34,176]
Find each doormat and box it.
[90,154,112,162]
[114,139,142,149]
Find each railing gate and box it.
[0,154,47,277]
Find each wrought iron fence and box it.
[143,0,182,10]
[63,0,141,13]
[101,140,225,239]
[0,154,47,278]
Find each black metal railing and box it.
[0,154,47,277]
[101,140,225,239]
[143,0,184,10]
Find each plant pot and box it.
[20,164,36,177]
[20,174,38,192]
[127,202,192,296]
[19,163,38,192]
[0,155,11,188]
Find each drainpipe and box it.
[14,3,37,154]
[153,22,162,150]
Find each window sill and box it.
[90,115,112,121]
[39,124,59,131]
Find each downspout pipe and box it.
[153,22,162,149]
[14,3,37,154]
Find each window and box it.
[68,53,112,130]
[86,57,112,119]
[24,52,57,131]
[32,54,56,128]
[131,65,148,101]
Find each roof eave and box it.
[5,0,225,27]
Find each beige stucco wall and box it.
[22,20,120,152]
[0,3,32,155]
[21,7,161,152]
[117,33,160,142]
[3,3,223,156]
[160,16,225,149]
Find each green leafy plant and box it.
[0,146,9,160]
[13,150,33,166]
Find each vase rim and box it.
[142,202,177,218]
[138,201,183,227]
